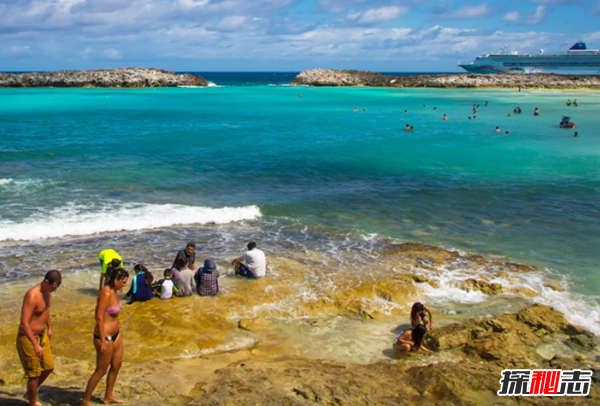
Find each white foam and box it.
[413,262,600,336]
[422,283,490,304]
[0,202,262,241]
[0,178,44,188]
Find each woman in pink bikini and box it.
[392,324,434,357]
[81,267,129,406]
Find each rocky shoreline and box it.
[291,68,600,89]
[0,68,208,88]
[1,241,599,405]
[0,304,598,406]
[0,243,600,406]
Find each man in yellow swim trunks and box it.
[17,270,62,406]
[98,249,122,290]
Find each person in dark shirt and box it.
[172,242,196,269]
[125,264,154,303]
[195,260,220,296]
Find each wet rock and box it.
[500,261,537,273]
[425,322,491,351]
[510,287,539,298]
[462,333,544,368]
[547,354,592,371]
[0,68,207,88]
[543,280,566,292]
[516,303,570,334]
[238,318,272,331]
[566,334,599,351]
[426,303,578,363]
[463,278,504,295]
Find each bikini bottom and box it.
[93,331,120,342]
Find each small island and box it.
[291,68,600,89]
[0,68,208,88]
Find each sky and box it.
[1,0,600,72]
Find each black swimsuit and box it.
[93,331,120,342]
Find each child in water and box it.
[152,268,178,299]
[392,325,434,356]
[410,302,433,330]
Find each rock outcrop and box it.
[291,68,600,89]
[1,304,598,406]
[0,68,207,88]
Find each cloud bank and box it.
[0,0,597,72]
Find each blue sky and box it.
[1,0,599,72]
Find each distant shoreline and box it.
[0,68,208,88]
[291,68,600,89]
[3,68,600,89]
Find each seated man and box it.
[231,241,266,279]
[172,242,196,270]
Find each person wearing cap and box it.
[231,241,266,279]
[98,249,122,291]
[195,260,220,296]
[172,242,196,270]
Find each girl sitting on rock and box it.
[410,302,433,330]
[392,325,434,356]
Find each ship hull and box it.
[459,64,600,75]
[459,43,600,75]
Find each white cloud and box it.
[104,48,122,59]
[177,0,210,10]
[502,11,522,22]
[347,6,408,25]
[8,45,32,55]
[526,5,547,24]
[0,0,598,72]
[212,15,250,32]
[446,3,492,19]
[319,0,370,14]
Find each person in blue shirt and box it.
[125,264,154,303]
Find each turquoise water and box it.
[1,77,599,320]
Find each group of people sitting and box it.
[392,302,435,357]
[98,241,267,303]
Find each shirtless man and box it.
[17,270,62,406]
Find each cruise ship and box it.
[459,42,600,75]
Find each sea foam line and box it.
[0,203,262,241]
[415,265,600,336]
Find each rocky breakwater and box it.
[0,68,208,88]
[292,68,600,89]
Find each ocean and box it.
[1,72,599,346]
